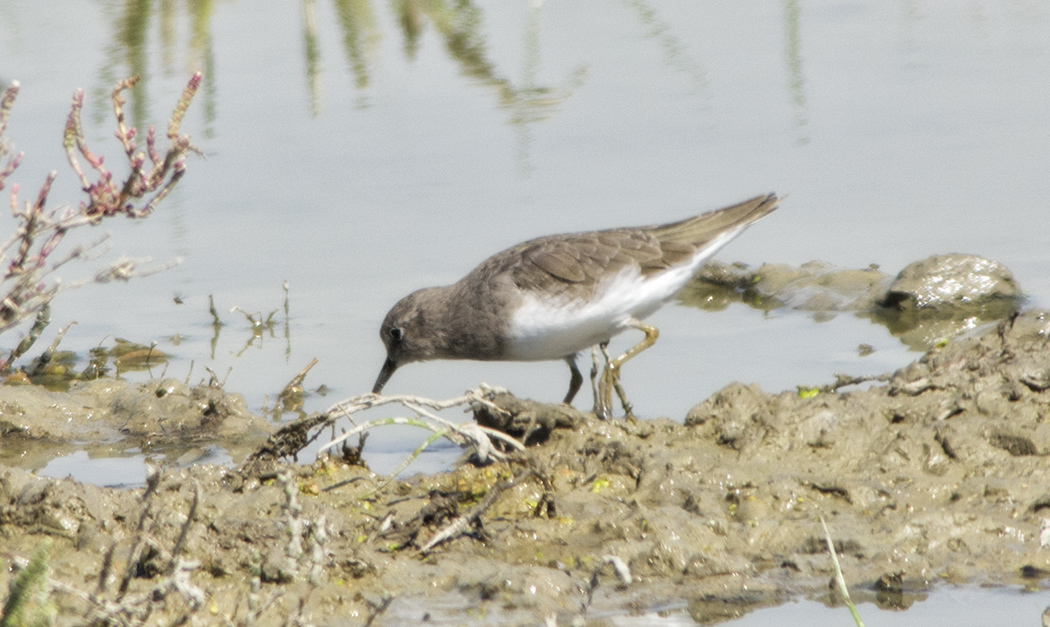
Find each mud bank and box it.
[0,377,274,472]
[2,305,1050,625]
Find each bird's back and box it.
[464,193,779,299]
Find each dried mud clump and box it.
[0,378,272,469]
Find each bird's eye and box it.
[389,327,404,342]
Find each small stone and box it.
[882,254,1022,311]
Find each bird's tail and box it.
[651,193,780,247]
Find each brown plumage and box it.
[373,193,779,417]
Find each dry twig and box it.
[239,386,525,487]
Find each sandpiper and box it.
[372,193,779,418]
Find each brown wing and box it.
[509,230,666,299]
[462,193,779,300]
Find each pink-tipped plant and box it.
[0,73,202,369]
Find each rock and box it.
[881,254,1022,312]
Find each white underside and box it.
[504,227,746,361]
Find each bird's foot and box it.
[619,401,638,424]
[595,364,636,421]
[593,390,614,420]
[595,366,614,420]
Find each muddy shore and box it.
[2,260,1049,625]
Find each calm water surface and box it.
[5,2,1050,624]
[673,587,1050,627]
[3,1,1050,474]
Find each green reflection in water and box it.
[783,0,809,144]
[91,0,214,134]
[302,0,323,116]
[86,0,584,167]
[333,0,379,99]
[625,0,711,106]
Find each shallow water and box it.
[720,587,1050,627]
[352,585,1050,625]
[605,587,1050,627]
[2,1,1049,474]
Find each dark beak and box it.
[372,357,398,394]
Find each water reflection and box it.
[210,284,293,361]
[302,0,323,116]
[70,0,820,170]
[419,2,580,123]
[296,0,584,166]
[92,0,216,134]
[332,0,379,101]
[395,0,425,59]
[783,0,808,143]
[625,0,711,105]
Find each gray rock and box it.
[881,254,1022,311]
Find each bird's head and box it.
[372,287,447,394]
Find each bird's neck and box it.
[429,282,507,361]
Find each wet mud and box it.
[0,377,273,472]
[1,258,1048,625]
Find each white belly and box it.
[503,262,690,360]
[503,227,745,361]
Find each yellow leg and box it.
[597,318,659,421]
[600,340,630,418]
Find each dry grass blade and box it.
[821,516,866,627]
